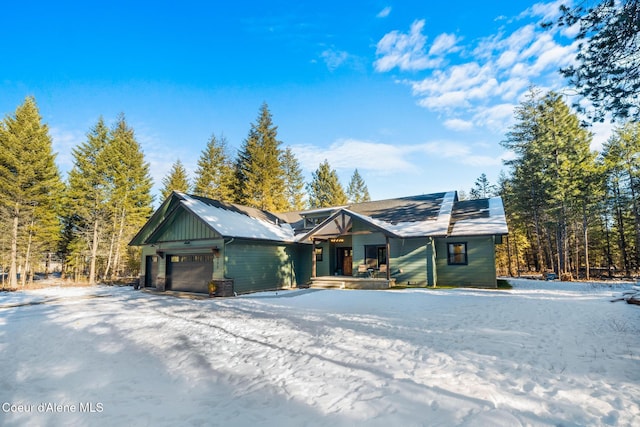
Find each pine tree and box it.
[193,134,235,201]
[65,117,111,285]
[102,114,153,280]
[281,146,305,211]
[235,103,287,211]
[501,91,596,277]
[0,97,63,288]
[161,159,191,200]
[346,169,371,203]
[601,121,640,274]
[469,173,497,199]
[307,160,348,208]
[556,0,640,121]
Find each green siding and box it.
[435,236,497,287]
[295,245,313,286]
[352,234,431,285]
[225,241,299,294]
[314,242,331,276]
[390,238,429,286]
[154,208,219,242]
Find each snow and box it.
[365,190,456,238]
[181,194,297,242]
[450,197,509,236]
[1,279,639,426]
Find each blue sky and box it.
[1,0,611,204]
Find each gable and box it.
[148,206,220,243]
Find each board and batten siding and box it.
[435,236,497,287]
[225,240,299,294]
[154,207,220,242]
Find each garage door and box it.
[166,254,214,293]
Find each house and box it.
[129,191,508,294]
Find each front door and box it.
[337,247,353,276]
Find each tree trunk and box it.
[506,234,514,276]
[89,218,99,285]
[103,212,118,281]
[627,167,640,273]
[583,207,590,280]
[21,224,34,288]
[613,182,630,276]
[111,207,127,280]
[9,203,19,289]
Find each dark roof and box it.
[347,193,448,224]
[448,199,490,235]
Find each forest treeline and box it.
[494,90,640,280]
[0,100,369,288]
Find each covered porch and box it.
[303,209,397,283]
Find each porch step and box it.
[309,277,395,290]
[310,280,346,289]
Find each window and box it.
[304,216,328,229]
[169,255,214,263]
[447,242,468,265]
[315,247,323,262]
[364,245,387,268]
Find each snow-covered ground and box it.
[1,279,639,426]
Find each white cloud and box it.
[375,20,449,72]
[291,139,417,175]
[428,33,461,56]
[321,49,350,71]
[415,140,506,167]
[377,2,583,133]
[519,0,567,22]
[418,91,470,110]
[472,103,517,132]
[589,120,614,152]
[377,6,392,18]
[443,118,474,132]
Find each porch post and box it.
[386,235,391,280]
[312,239,317,278]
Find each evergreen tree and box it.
[235,103,287,211]
[281,146,305,211]
[346,169,371,203]
[307,160,348,208]
[469,173,497,199]
[601,121,640,274]
[0,97,63,288]
[556,0,640,121]
[102,114,153,280]
[193,134,235,201]
[161,159,191,200]
[65,117,110,285]
[502,91,596,277]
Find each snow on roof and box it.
[302,191,458,240]
[181,194,296,242]
[349,191,456,238]
[449,197,508,236]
